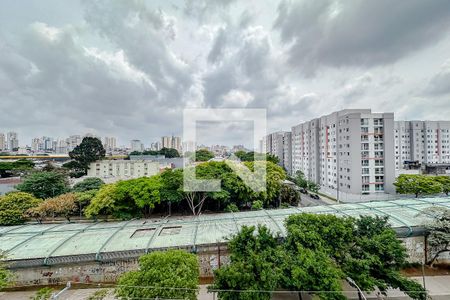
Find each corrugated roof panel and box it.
[10,231,69,260]
[0,197,449,264]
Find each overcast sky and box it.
[1,0,450,148]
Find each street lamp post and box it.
[346,277,367,300]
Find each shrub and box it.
[72,177,105,192]
[225,203,239,212]
[252,200,263,210]
[0,192,42,225]
[116,250,199,300]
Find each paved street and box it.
[2,277,450,300]
[299,191,335,207]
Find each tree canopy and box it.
[422,207,450,266]
[0,192,42,225]
[0,158,35,178]
[116,250,199,300]
[72,177,105,193]
[394,174,442,197]
[212,214,426,300]
[16,171,69,199]
[194,149,215,161]
[68,137,106,175]
[234,151,280,164]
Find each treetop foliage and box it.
[212,214,427,300]
[116,250,199,300]
[16,171,69,199]
[394,174,443,197]
[0,192,42,225]
[68,137,106,175]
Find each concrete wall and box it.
[8,236,449,288]
[10,248,230,287]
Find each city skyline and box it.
[1,1,450,145]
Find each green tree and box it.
[435,176,450,195]
[17,171,69,199]
[72,177,105,192]
[251,200,263,210]
[69,137,106,175]
[195,149,215,161]
[0,192,42,225]
[225,203,239,212]
[279,184,300,206]
[159,147,180,158]
[293,170,308,189]
[116,250,199,300]
[285,214,427,300]
[211,226,284,300]
[117,176,162,217]
[394,174,442,197]
[84,184,119,219]
[422,207,450,266]
[0,159,34,178]
[29,193,78,222]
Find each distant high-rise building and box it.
[130,140,144,152]
[103,137,117,151]
[264,131,292,174]
[182,141,196,153]
[394,120,450,170]
[291,109,395,197]
[67,135,82,151]
[150,141,162,151]
[7,132,19,151]
[161,135,182,152]
[31,138,41,152]
[0,133,5,151]
[56,139,68,154]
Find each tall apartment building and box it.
[161,136,182,152]
[130,140,144,152]
[67,135,82,151]
[291,109,395,197]
[103,137,117,152]
[394,121,450,170]
[7,132,19,151]
[264,131,292,174]
[0,133,5,151]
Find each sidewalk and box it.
[1,276,449,300]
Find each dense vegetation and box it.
[234,150,280,165]
[84,161,288,219]
[129,147,180,158]
[394,174,450,197]
[0,158,35,178]
[16,171,69,199]
[211,214,427,300]
[116,250,199,300]
[0,192,42,225]
[0,159,292,224]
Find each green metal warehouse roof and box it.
[1,197,449,268]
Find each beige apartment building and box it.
[87,160,167,181]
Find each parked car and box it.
[310,194,320,200]
[300,188,308,194]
